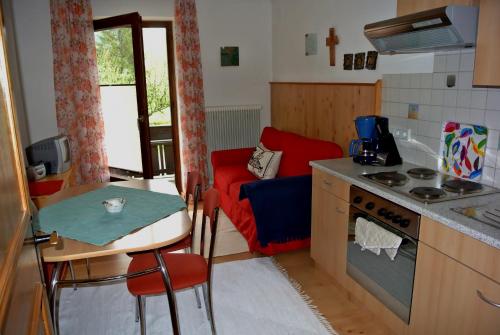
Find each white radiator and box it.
[205,105,262,182]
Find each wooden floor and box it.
[70,249,393,335]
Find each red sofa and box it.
[211,127,343,255]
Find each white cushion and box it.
[247,143,282,179]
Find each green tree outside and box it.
[95,28,170,126]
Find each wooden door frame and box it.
[94,13,154,179]
[141,21,181,191]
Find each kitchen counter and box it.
[310,158,500,249]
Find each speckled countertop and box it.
[310,158,500,250]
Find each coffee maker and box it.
[349,116,402,166]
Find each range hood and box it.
[364,6,479,54]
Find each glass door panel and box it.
[142,27,175,177]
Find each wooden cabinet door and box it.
[410,243,500,335]
[397,0,478,16]
[311,178,349,283]
[473,0,500,87]
[0,1,51,334]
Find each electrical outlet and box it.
[394,128,410,141]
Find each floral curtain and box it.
[50,0,109,184]
[174,0,209,188]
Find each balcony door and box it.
[94,13,180,189]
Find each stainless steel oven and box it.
[346,186,420,324]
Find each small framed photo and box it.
[220,46,239,66]
[354,52,365,70]
[366,51,378,70]
[343,54,353,70]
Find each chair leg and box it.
[51,285,61,335]
[68,261,76,291]
[135,298,139,323]
[85,258,91,278]
[202,282,216,334]
[137,296,146,335]
[194,285,202,309]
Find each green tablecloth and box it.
[37,185,186,246]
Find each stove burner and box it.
[371,171,408,186]
[442,179,483,194]
[410,187,446,201]
[407,168,437,180]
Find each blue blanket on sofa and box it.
[239,175,312,247]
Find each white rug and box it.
[59,258,336,335]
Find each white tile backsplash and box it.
[487,129,500,149]
[419,89,432,105]
[442,107,456,122]
[382,49,500,185]
[400,74,411,88]
[434,55,446,73]
[445,53,460,72]
[486,89,500,111]
[431,90,444,105]
[456,90,471,108]
[421,73,433,89]
[432,73,446,89]
[460,52,475,72]
[470,108,485,125]
[443,90,457,107]
[485,110,500,129]
[470,90,487,109]
[457,71,473,90]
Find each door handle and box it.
[24,231,59,246]
[137,115,145,129]
[335,207,346,214]
[323,180,332,186]
[477,290,500,308]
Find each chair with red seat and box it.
[161,171,202,253]
[127,188,220,335]
[129,171,203,317]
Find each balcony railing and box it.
[151,125,175,176]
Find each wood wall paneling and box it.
[270,82,380,156]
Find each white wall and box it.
[197,0,272,127]
[91,0,173,19]
[11,0,272,144]
[11,0,58,143]
[271,0,434,83]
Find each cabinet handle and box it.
[477,290,500,308]
[335,207,346,214]
[323,180,332,186]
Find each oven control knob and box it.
[384,211,394,220]
[353,196,363,204]
[365,202,375,210]
[377,208,387,216]
[392,215,402,224]
[399,219,410,228]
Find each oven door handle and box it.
[477,290,500,308]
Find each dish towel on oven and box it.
[354,217,402,261]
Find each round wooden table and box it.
[41,179,189,335]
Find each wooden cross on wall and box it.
[326,27,339,66]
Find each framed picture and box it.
[343,54,353,70]
[305,33,318,56]
[366,51,378,70]
[220,46,239,66]
[354,52,365,70]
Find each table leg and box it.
[49,262,63,335]
[153,249,180,335]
